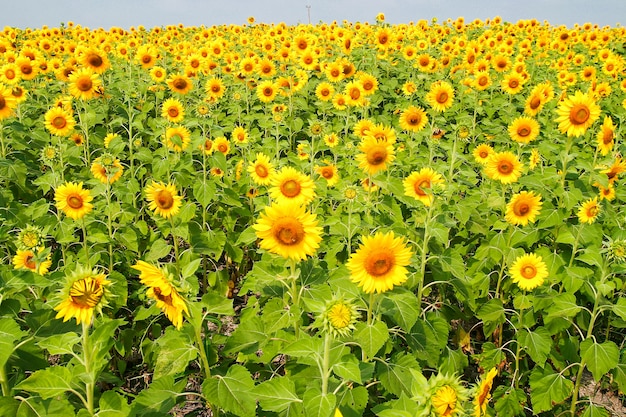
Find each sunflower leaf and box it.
[353,320,388,360]
[529,366,573,414]
[518,327,552,364]
[202,365,256,417]
[253,376,302,413]
[581,339,619,382]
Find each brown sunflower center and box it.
[77,77,93,92]
[364,250,395,277]
[570,105,590,125]
[217,143,228,153]
[349,88,360,100]
[367,146,387,166]
[281,179,301,197]
[173,78,188,90]
[408,114,421,126]
[320,168,334,179]
[153,287,173,305]
[478,76,488,86]
[273,218,305,246]
[514,202,530,216]
[156,190,174,209]
[255,164,269,178]
[498,161,512,174]
[263,87,273,97]
[211,84,221,93]
[20,64,32,75]
[87,54,103,68]
[24,254,37,270]
[521,265,537,279]
[587,205,599,217]
[509,79,519,89]
[5,69,15,79]
[67,195,84,209]
[414,179,430,196]
[436,91,449,104]
[602,130,614,144]
[0,96,5,110]
[518,126,531,137]
[529,96,541,109]
[141,54,153,64]
[52,116,67,129]
[330,68,340,78]
[168,107,179,118]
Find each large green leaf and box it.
[529,367,574,414]
[353,320,388,360]
[303,390,335,417]
[546,293,582,319]
[253,376,302,413]
[518,327,552,364]
[580,339,619,382]
[406,314,449,366]
[581,404,610,417]
[131,375,186,416]
[0,317,26,369]
[96,391,132,417]
[202,364,256,417]
[332,354,362,384]
[15,397,77,417]
[612,298,626,321]
[377,352,421,397]
[337,385,369,417]
[37,332,80,356]
[381,289,420,332]
[493,386,526,417]
[14,366,75,399]
[153,327,197,379]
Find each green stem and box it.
[0,362,10,397]
[170,217,181,277]
[321,332,331,396]
[568,226,583,268]
[82,218,90,269]
[82,322,95,416]
[514,307,525,389]
[288,259,301,338]
[105,183,114,273]
[0,122,5,158]
[416,205,433,316]
[366,292,376,325]
[194,320,212,380]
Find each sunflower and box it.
[10,86,27,103]
[55,182,93,220]
[163,126,191,152]
[358,72,378,96]
[16,57,37,81]
[509,252,549,290]
[505,191,542,226]
[555,90,601,137]
[318,296,359,339]
[78,47,110,74]
[508,116,540,144]
[136,45,157,69]
[231,126,248,145]
[577,196,600,224]
[501,72,525,95]
[596,182,616,201]
[399,105,428,132]
[68,67,101,100]
[347,231,413,294]
[315,164,340,187]
[344,81,366,107]
[596,116,615,156]
[332,93,348,110]
[16,225,46,251]
[601,157,626,184]
[253,200,322,261]
[90,153,124,185]
[402,81,417,96]
[167,74,193,95]
[325,61,344,82]
[403,167,445,206]
[161,98,185,123]
[270,166,316,206]
[149,66,167,83]
[524,89,545,116]
[474,368,498,417]
[484,151,523,184]
[248,153,275,185]
[356,135,395,175]
[213,136,230,155]
[0,63,20,85]
[54,267,110,326]
[428,374,470,417]
[473,71,491,91]
[131,261,189,330]
[256,80,277,103]
[205,77,225,100]
[0,85,16,120]
[425,81,454,112]
[12,248,52,275]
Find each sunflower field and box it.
[1,14,626,417]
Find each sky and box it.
[2,0,625,29]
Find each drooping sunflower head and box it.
[54,266,111,326]
[90,153,124,185]
[427,373,470,417]
[509,252,549,291]
[473,368,498,417]
[252,200,323,261]
[347,231,413,294]
[54,181,94,220]
[596,115,615,156]
[145,181,183,219]
[270,166,316,206]
[555,90,601,137]
[505,190,543,226]
[12,248,52,275]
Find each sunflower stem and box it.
[193,315,212,380]
[321,332,332,396]
[82,218,90,269]
[81,321,95,416]
[568,226,583,268]
[514,306,525,389]
[0,122,5,159]
[416,204,433,317]
[0,362,10,397]
[105,183,114,273]
[170,216,181,278]
[288,259,301,338]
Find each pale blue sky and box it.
[2,0,624,29]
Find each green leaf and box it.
[477,298,505,323]
[15,366,74,399]
[223,315,266,355]
[332,354,362,383]
[253,377,302,413]
[518,327,552,364]
[493,386,526,417]
[192,180,216,207]
[381,289,420,332]
[16,397,77,417]
[154,327,197,379]
[37,332,80,356]
[145,238,172,262]
[612,298,626,321]
[353,320,388,360]
[0,317,26,369]
[612,353,626,394]
[547,293,581,319]
[377,353,421,397]
[96,390,132,417]
[581,339,619,382]
[303,390,335,417]
[337,385,369,417]
[406,314,450,366]
[202,365,256,417]
[131,375,186,416]
[529,367,574,414]
[581,404,609,417]
[201,292,234,316]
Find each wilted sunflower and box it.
[403,167,445,206]
[425,80,454,112]
[555,90,601,137]
[508,116,540,144]
[270,166,316,206]
[44,107,76,137]
[356,135,395,175]
[132,261,189,330]
[509,252,549,290]
[399,105,428,132]
[484,151,523,184]
[145,181,183,219]
[347,231,413,294]
[577,196,600,224]
[12,248,52,275]
[596,116,615,156]
[54,267,110,326]
[163,126,191,152]
[473,368,498,417]
[161,98,185,123]
[68,67,101,100]
[253,200,322,261]
[505,191,542,226]
[55,182,93,220]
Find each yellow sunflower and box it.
[315,164,340,187]
[213,136,230,155]
[555,90,601,137]
[347,231,413,294]
[356,135,395,175]
[231,126,248,145]
[425,81,454,112]
[248,153,275,185]
[505,191,542,226]
[161,98,185,123]
[90,153,124,185]
[44,107,76,137]
[403,167,445,206]
[149,66,167,83]
[256,80,277,103]
[577,196,600,224]
[253,200,322,261]
[205,77,225,100]
[0,85,16,120]
[68,67,101,100]
[501,72,525,95]
[508,116,540,144]
[270,166,316,206]
[54,267,110,326]
[509,252,549,291]
[399,105,429,132]
[596,116,615,156]
[145,181,183,219]
[484,151,523,184]
[167,74,193,95]
[55,182,94,220]
[596,182,616,201]
[12,248,52,275]
[131,261,189,330]
[78,47,110,74]
[163,126,191,152]
[319,297,359,338]
[601,157,626,184]
[474,368,498,417]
